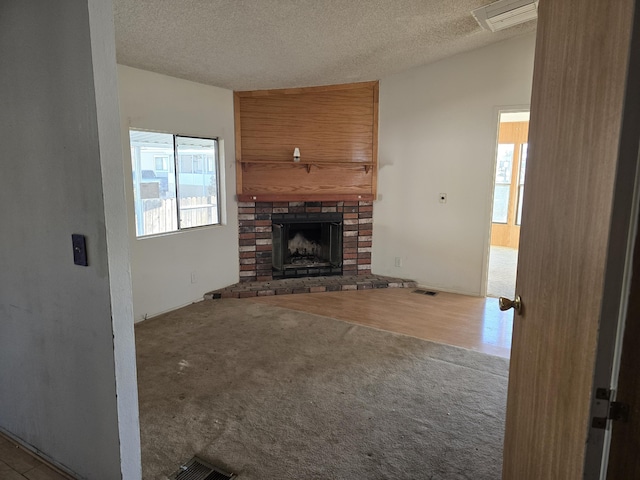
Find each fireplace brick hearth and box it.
[204,274,417,299]
[237,200,373,283]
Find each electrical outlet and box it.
[191,272,197,284]
[439,193,447,204]
[395,257,402,267]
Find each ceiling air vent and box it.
[472,0,539,32]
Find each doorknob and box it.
[499,295,522,313]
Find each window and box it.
[129,130,221,237]
[206,155,215,173]
[516,143,528,225]
[180,154,193,173]
[154,155,169,171]
[491,143,514,224]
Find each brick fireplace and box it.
[238,200,373,282]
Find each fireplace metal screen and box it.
[272,212,343,278]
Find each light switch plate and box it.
[72,234,88,266]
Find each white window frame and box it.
[129,129,222,238]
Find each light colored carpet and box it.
[135,299,509,479]
[487,246,518,299]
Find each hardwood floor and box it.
[251,288,513,358]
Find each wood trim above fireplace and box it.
[234,81,379,200]
[237,193,375,202]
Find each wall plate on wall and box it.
[72,234,88,266]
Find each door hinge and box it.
[591,388,630,429]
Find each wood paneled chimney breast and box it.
[234,81,378,202]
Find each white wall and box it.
[117,66,239,321]
[374,33,536,295]
[0,1,139,478]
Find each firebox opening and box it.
[288,224,326,267]
[272,212,343,278]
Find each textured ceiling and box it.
[113,0,536,91]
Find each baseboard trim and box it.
[0,429,77,479]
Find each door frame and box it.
[587,145,640,478]
[585,7,640,472]
[481,105,530,297]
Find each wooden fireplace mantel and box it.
[238,160,374,174]
[236,193,375,202]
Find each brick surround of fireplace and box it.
[238,201,373,282]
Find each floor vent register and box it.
[170,456,236,480]
[413,289,438,296]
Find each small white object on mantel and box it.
[293,147,300,162]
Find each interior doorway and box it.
[487,111,529,298]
